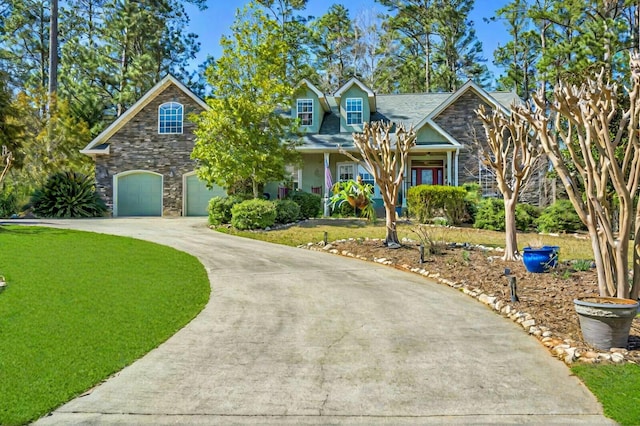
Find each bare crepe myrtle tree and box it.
[340,121,416,247]
[514,54,640,300]
[475,105,543,261]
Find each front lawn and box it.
[571,364,640,425]
[0,226,210,425]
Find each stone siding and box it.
[94,84,205,216]
[433,90,493,187]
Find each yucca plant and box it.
[31,171,107,218]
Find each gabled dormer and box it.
[334,77,376,133]
[293,79,330,133]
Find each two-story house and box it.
[282,77,518,212]
[80,75,516,217]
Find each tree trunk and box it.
[48,0,58,113]
[384,203,399,246]
[503,197,519,260]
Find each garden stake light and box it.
[419,243,425,265]
[505,268,519,302]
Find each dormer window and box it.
[158,102,183,134]
[297,99,313,126]
[346,98,363,125]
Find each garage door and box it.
[116,172,163,216]
[185,174,226,216]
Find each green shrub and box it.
[473,198,505,230]
[274,199,300,224]
[462,183,482,224]
[0,185,19,218]
[516,203,540,232]
[536,199,586,233]
[407,185,466,224]
[231,199,277,230]
[289,191,321,219]
[31,171,106,218]
[330,179,376,220]
[208,195,247,226]
[474,198,539,231]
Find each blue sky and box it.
[185,0,510,78]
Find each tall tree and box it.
[256,0,313,82]
[376,0,438,92]
[431,0,490,91]
[491,0,539,99]
[309,4,355,92]
[192,3,300,199]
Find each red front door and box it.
[411,167,443,185]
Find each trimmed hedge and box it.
[207,195,248,226]
[231,199,277,230]
[289,191,321,219]
[274,199,300,224]
[407,185,467,224]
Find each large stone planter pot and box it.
[522,246,559,273]
[574,297,639,350]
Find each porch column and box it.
[454,149,459,186]
[401,160,409,209]
[446,151,453,185]
[323,152,331,217]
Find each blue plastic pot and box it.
[522,246,559,273]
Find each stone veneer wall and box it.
[432,90,493,187]
[94,84,205,216]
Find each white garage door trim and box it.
[113,170,164,217]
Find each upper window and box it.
[297,99,313,126]
[158,102,183,134]
[346,98,363,125]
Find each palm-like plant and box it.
[330,176,376,220]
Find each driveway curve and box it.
[27,218,611,425]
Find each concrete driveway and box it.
[24,218,611,424]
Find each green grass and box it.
[572,364,640,425]
[0,226,210,425]
[221,218,595,260]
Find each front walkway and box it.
[25,218,611,424]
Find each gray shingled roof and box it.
[298,89,517,152]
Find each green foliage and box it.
[289,191,322,219]
[536,199,586,233]
[462,183,482,224]
[572,364,640,426]
[207,195,247,226]
[516,203,540,232]
[407,185,466,225]
[473,198,505,231]
[473,198,538,232]
[274,199,300,224]
[572,259,593,272]
[231,198,277,230]
[0,185,19,218]
[0,226,209,425]
[330,179,376,221]
[192,3,300,198]
[30,171,106,218]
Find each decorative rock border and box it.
[300,238,631,365]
